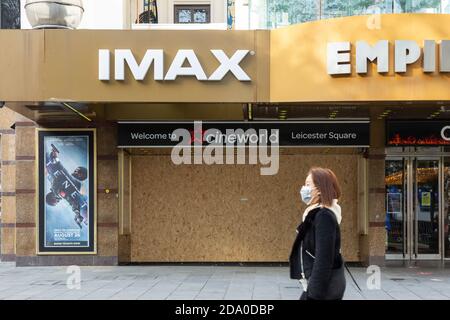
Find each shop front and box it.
[0,14,449,266]
[116,120,369,263]
[385,121,450,261]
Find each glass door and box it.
[385,158,407,259]
[443,158,450,259]
[385,157,442,260]
[413,158,441,259]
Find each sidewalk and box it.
[0,262,449,300]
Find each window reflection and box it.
[444,158,450,258]
[178,9,192,23]
[175,5,210,24]
[193,9,208,23]
[250,0,447,29]
[385,159,405,255]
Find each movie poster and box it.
[37,130,96,254]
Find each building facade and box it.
[19,0,228,30]
[0,1,449,267]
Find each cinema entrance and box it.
[385,121,450,261]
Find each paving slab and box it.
[0,262,448,300]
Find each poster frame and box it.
[35,128,97,255]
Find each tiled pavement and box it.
[0,262,449,300]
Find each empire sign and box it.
[327,40,450,75]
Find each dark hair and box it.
[72,166,88,181]
[308,167,341,207]
[45,192,60,206]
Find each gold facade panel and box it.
[0,14,447,104]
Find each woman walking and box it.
[289,167,346,300]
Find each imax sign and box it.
[98,49,252,81]
[327,40,450,75]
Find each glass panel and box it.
[193,9,208,23]
[444,158,450,258]
[415,159,439,255]
[249,0,268,29]
[403,0,442,13]
[248,0,447,30]
[415,146,441,153]
[386,147,404,154]
[177,9,192,23]
[444,0,450,13]
[321,0,394,18]
[1,0,21,29]
[321,0,350,19]
[385,159,406,255]
[138,0,158,24]
[266,0,319,28]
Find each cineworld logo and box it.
[441,126,450,141]
[327,40,450,75]
[170,121,279,176]
[98,49,252,81]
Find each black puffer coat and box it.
[289,206,346,300]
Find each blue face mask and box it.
[300,185,312,204]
